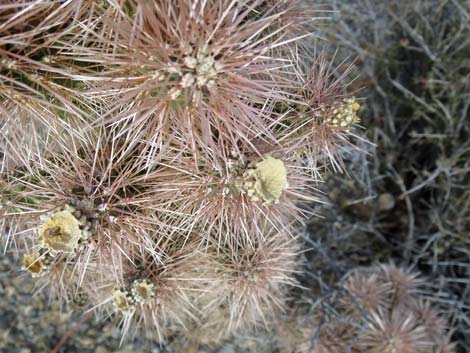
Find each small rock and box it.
[95,347,110,353]
[378,193,395,211]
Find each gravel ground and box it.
[0,254,163,353]
[0,254,275,352]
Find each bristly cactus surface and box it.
[0,0,457,351]
[292,265,456,353]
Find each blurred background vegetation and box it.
[304,0,469,351]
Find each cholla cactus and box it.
[295,264,456,353]
[51,0,318,163]
[277,51,359,176]
[0,1,95,121]
[0,0,368,348]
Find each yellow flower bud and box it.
[252,156,288,204]
[38,209,82,253]
[132,279,155,303]
[22,253,44,276]
[112,288,134,313]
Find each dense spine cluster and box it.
[1,1,452,349]
[293,265,456,353]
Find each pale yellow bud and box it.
[38,209,82,254]
[252,156,288,204]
